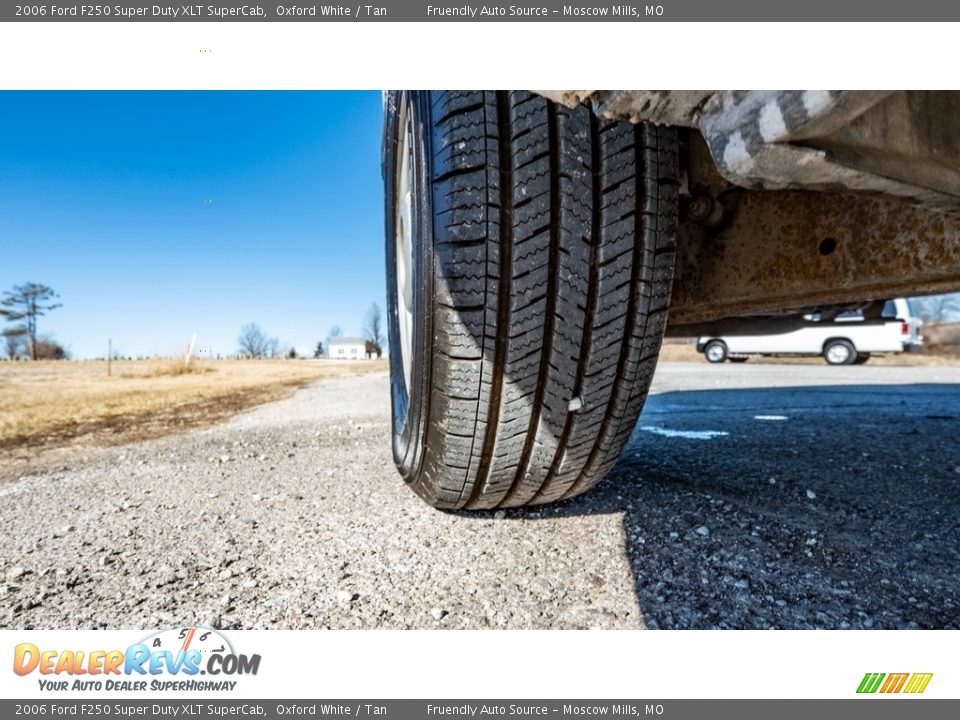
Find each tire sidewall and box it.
[385,91,434,481]
[705,341,727,363]
[824,340,856,365]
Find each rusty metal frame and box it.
[668,190,960,327]
[535,92,960,328]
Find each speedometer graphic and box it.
[140,626,234,661]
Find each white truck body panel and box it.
[717,321,906,355]
[698,298,922,358]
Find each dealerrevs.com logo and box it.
[857,673,933,694]
[13,627,261,692]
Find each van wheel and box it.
[384,90,679,509]
[824,339,857,365]
[704,341,728,363]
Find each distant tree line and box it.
[236,323,287,359]
[1,282,67,360]
[913,293,960,324]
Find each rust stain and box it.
[672,190,960,324]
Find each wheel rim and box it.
[706,344,724,362]
[826,343,850,364]
[395,96,416,398]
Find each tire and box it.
[823,339,857,365]
[384,90,679,509]
[703,340,728,363]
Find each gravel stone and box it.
[1,365,958,629]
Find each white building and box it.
[327,337,368,360]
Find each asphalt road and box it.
[2,362,959,629]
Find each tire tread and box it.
[412,91,678,509]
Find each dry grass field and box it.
[0,358,387,453]
[4,344,954,454]
[2,340,955,483]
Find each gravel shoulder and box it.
[2,363,958,629]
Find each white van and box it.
[697,299,923,365]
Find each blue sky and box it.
[0,91,385,359]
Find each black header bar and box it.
[4,1,960,22]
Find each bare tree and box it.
[0,283,62,360]
[914,294,960,323]
[363,303,384,357]
[2,328,26,360]
[34,336,69,360]
[237,323,270,358]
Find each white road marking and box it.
[639,426,729,440]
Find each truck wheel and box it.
[703,340,728,363]
[384,90,678,509]
[824,339,858,365]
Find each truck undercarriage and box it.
[541,90,960,333]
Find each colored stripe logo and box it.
[857,672,933,694]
